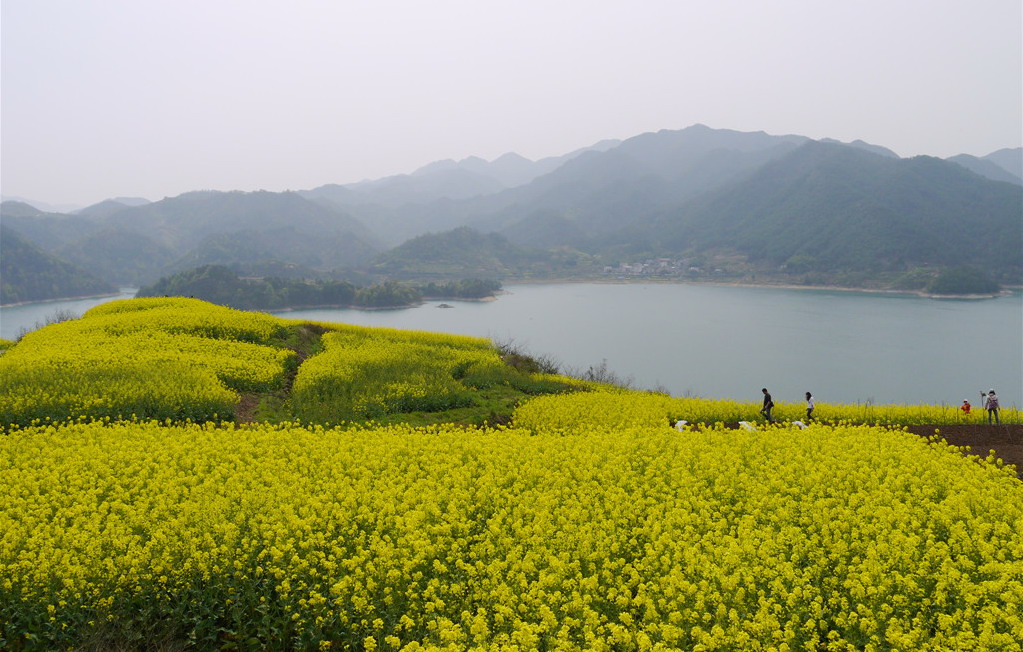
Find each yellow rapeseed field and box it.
[0,298,294,425]
[3,298,1021,650]
[292,324,528,422]
[2,417,1020,650]
[514,391,1022,432]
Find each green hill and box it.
[138,264,503,310]
[137,265,361,310]
[371,226,600,279]
[0,225,115,305]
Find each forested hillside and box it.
[0,225,115,304]
[56,228,176,286]
[370,226,600,279]
[634,142,1022,282]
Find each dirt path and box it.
[235,394,260,424]
[235,323,328,426]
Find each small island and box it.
[920,265,1005,298]
[135,264,502,310]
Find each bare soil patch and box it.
[903,424,1023,479]
[723,422,1023,480]
[235,394,260,425]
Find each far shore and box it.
[500,276,1018,299]
[4,278,1015,311]
[268,294,498,313]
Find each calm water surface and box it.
[0,288,137,340]
[2,284,1019,408]
[273,283,1022,408]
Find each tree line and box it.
[136,265,501,310]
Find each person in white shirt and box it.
[805,392,815,421]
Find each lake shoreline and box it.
[269,294,499,313]
[0,289,128,309]
[503,277,1016,299]
[4,282,1019,406]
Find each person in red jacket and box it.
[961,400,971,416]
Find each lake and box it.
[2,283,1020,408]
[0,288,138,340]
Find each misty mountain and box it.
[982,147,1022,182]
[469,124,810,243]
[295,126,954,251]
[412,153,539,188]
[409,140,622,188]
[0,201,45,218]
[633,141,1022,279]
[312,167,506,208]
[945,154,1022,185]
[0,225,115,305]
[4,124,1019,293]
[96,190,380,252]
[307,125,811,247]
[2,191,383,287]
[56,228,176,286]
[297,138,622,244]
[110,196,151,207]
[163,225,379,277]
[819,138,898,158]
[0,196,84,214]
[74,197,151,218]
[1,201,104,249]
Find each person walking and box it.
[805,392,815,421]
[760,388,774,423]
[984,390,1000,424]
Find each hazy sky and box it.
[2,0,1021,207]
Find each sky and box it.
[2,0,1021,208]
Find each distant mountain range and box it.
[2,191,381,291]
[2,125,1020,304]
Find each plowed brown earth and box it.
[725,423,1023,480]
[903,424,1023,480]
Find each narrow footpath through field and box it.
[235,323,327,424]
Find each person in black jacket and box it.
[760,387,774,423]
